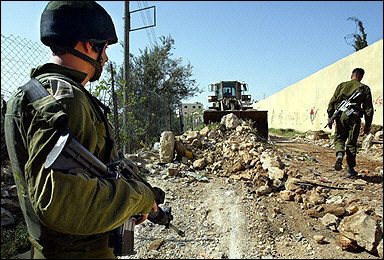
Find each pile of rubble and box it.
[131,113,383,257]
[1,163,19,226]
[1,113,383,258]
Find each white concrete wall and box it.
[253,39,383,132]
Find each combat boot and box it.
[334,152,343,171]
[346,166,358,178]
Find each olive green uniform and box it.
[5,63,155,259]
[327,78,374,168]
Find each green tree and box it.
[127,35,201,151]
[344,16,368,52]
[93,35,202,153]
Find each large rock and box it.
[1,207,15,226]
[307,204,346,218]
[339,211,383,253]
[193,158,206,170]
[183,130,201,143]
[308,191,326,205]
[267,167,286,181]
[260,151,286,180]
[377,239,383,259]
[229,161,246,173]
[313,130,329,140]
[199,126,210,137]
[284,177,301,191]
[256,185,272,196]
[260,151,285,169]
[374,130,383,141]
[362,133,374,152]
[167,167,179,177]
[221,113,240,129]
[159,131,175,163]
[280,190,295,201]
[1,198,20,212]
[174,140,187,162]
[320,213,340,231]
[336,234,359,252]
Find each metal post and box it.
[123,1,130,154]
[110,63,120,151]
[122,1,156,154]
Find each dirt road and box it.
[122,134,383,259]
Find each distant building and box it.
[179,102,204,131]
[181,102,204,116]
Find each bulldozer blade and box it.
[203,110,268,140]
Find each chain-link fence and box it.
[1,34,52,101]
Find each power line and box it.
[137,1,154,49]
[143,1,158,46]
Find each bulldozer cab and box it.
[208,81,251,109]
[204,80,269,140]
[222,82,236,96]
[209,81,248,101]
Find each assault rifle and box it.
[45,129,184,256]
[325,89,361,129]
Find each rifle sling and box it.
[20,78,50,102]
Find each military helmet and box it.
[40,1,118,47]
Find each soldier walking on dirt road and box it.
[327,68,374,177]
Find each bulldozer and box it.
[203,81,269,140]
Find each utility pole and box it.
[110,63,120,151]
[123,1,130,155]
[122,1,156,154]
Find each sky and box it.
[1,1,383,108]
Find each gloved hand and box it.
[327,118,333,129]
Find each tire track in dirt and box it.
[201,178,249,259]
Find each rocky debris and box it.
[313,234,327,244]
[378,239,384,258]
[159,131,175,163]
[1,165,20,226]
[313,130,330,140]
[1,207,16,226]
[339,211,383,254]
[336,233,359,251]
[123,113,382,258]
[321,213,340,232]
[147,115,383,257]
[293,125,383,160]
[1,113,383,259]
[147,238,165,251]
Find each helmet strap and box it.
[54,45,103,82]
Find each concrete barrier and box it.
[253,39,383,133]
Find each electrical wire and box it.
[137,1,154,49]
[143,1,158,46]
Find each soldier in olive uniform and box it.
[4,2,156,259]
[327,68,374,177]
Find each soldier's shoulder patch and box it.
[48,77,75,100]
